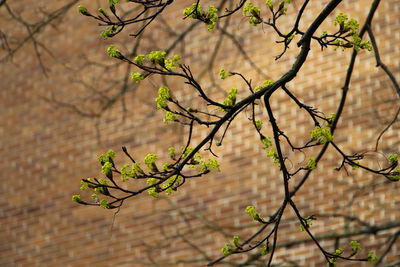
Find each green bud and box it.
[260,245,268,255]
[245,206,264,222]
[168,147,175,159]
[350,240,361,253]
[221,242,233,256]
[72,195,83,203]
[232,236,240,247]
[102,162,113,176]
[300,216,313,231]
[255,120,263,130]
[78,5,90,16]
[219,68,232,79]
[307,158,316,170]
[98,8,107,17]
[388,154,398,165]
[131,72,144,83]
[80,180,89,191]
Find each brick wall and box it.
[1,0,399,266]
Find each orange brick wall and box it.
[1,0,399,266]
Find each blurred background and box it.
[1,0,399,266]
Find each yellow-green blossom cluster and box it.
[261,136,272,150]
[144,153,158,171]
[260,245,268,255]
[334,13,357,33]
[163,111,177,123]
[98,149,116,176]
[330,13,372,51]
[222,88,238,108]
[300,216,313,231]
[221,242,233,256]
[221,236,240,256]
[146,178,159,198]
[72,195,82,203]
[131,72,144,83]
[350,240,361,253]
[310,126,333,144]
[206,6,218,31]
[184,4,219,31]
[245,206,264,222]
[232,236,240,247]
[130,52,180,83]
[326,113,336,127]
[162,175,182,195]
[134,51,181,69]
[134,54,145,65]
[388,154,398,165]
[164,55,180,71]
[219,68,233,79]
[94,179,109,195]
[307,157,316,170]
[267,148,279,164]
[183,3,205,18]
[120,164,139,181]
[107,45,123,59]
[243,2,261,26]
[254,80,274,91]
[147,51,166,64]
[101,25,118,40]
[168,147,175,159]
[200,159,221,172]
[155,86,171,109]
[180,146,221,173]
[80,179,89,191]
[99,199,109,209]
[101,162,113,176]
